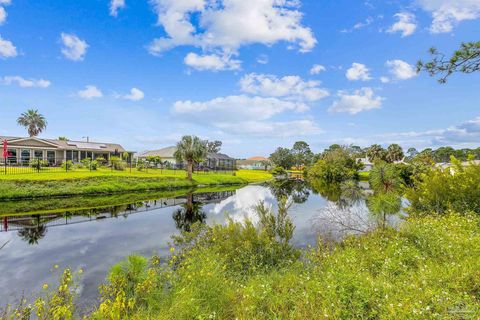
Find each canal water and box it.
[0,179,398,309]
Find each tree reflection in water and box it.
[267,178,311,204]
[310,176,403,240]
[17,215,48,245]
[172,193,206,232]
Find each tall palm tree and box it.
[17,109,47,137]
[174,135,207,180]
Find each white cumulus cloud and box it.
[417,0,480,33]
[77,85,103,99]
[387,12,417,37]
[0,0,10,25]
[386,59,417,80]
[239,73,329,102]
[119,88,145,101]
[216,119,322,138]
[148,0,316,70]
[0,7,7,25]
[329,87,384,114]
[2,76,51,88]
[0,35,17,58]
[184,52,241,71]
[173,95,307,122]
[110,0,126,17]
[172,94,319,137]
[61,33,88,61]
[346,63,372,81]
[310,64,326,75]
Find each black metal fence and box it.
[0,158,236,175]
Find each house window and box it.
[73,151,79,162]
[47,151,55,165]
[34,150,43,159]
[21,149,30,165]
[7,149,17,164]
[66,150,73,161]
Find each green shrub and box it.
[307,147,361,183]
[95,157,107,166]
[270,166,287,176]
[110,156,126,171]
[60,160,73,171]
[136,159,146,171]
[406,157,480,215]
[80,158,99,170]
[5,214,480,319]
[29,159,49,168]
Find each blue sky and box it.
[0,0,479,157]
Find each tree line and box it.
[269,141,480,171]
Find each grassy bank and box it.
[0,170,272,200]
[6,213,479,319]
[0,185,241,216]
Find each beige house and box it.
[137,146,236,170]
[0,136,134,165]
[236,156,271,170]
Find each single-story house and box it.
[357,157,408,172]
[137,146,236,170]
[236,156,271,170]
[357,157,373,172]
[136,146,177,165]
[0,136,134,166]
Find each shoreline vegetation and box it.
[0,170,273,201]
[4,213,479,319]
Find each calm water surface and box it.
[0,179,396,308]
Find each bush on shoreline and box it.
[5,212,478,319]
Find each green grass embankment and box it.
[0,170,272,200]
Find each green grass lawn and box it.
[0,169,272,200]
[358,171,370,180]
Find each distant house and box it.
[137,146,236,170]
[137,146,177,165]
[237,156,271,170]
[436,160,480,172]
[357,157,409,172]
[357,157,373,172]
[0,136,134,165]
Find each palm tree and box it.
[367,192,402,228]
[366,144,387,163]
[386,144,404,163]
[369,162,403,194]
[174,135,207,180]
[17,109,47,137]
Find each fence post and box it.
[37,158,40,173]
